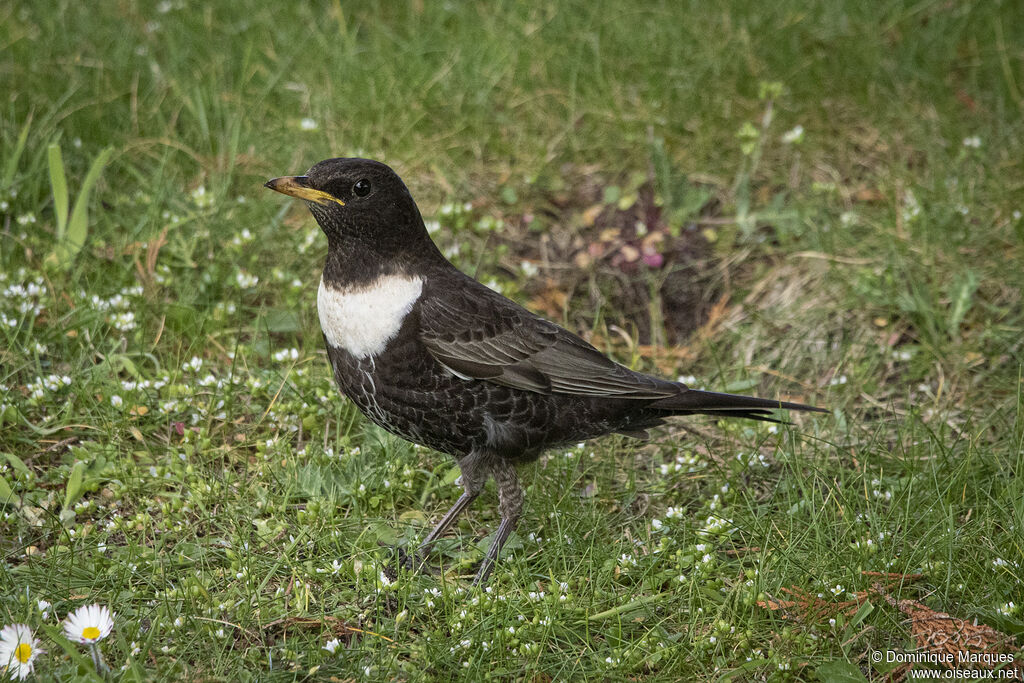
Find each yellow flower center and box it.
[14,642,32,663]
[82,626,101,640]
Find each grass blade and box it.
[2,113,33,188]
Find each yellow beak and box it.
[264,176,345,207]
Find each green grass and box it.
[2,1,1023,680]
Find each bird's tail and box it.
[651,388,827,423]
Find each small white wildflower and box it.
[235,271,259,288]
[190,185,213,208]
[781,125,804,144]
[299,117,319,131]
[902,190,921,222]
[272,347,299,362]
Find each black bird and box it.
[266,158,825,585]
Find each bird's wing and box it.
[418,279,678,398]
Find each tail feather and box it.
[652,388,827,422]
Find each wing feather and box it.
[419,278,677,399]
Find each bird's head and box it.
[265,158,431,257]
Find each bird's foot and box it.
[401,546,439,574]
[379,545,438,580]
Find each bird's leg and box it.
[417,451,488,557]
[418,490,479,551]
[472,458,523,586]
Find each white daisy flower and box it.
[62,604,115,644]
[0,623,41,680]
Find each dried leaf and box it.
[854,187,884,202]
[880,590,1020,673]
[581,204,603,227]
[757,573,927,624]
[527,279,568,318]
[572,251,593,269]
[757,586,863,622]
[618,244,640,262]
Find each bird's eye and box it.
[353,178,372,197]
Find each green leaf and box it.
[441,466,462,486]
[65,146,114,258]
[947,269,980,337]
[723,378,759,393]
[0,475,20,507]
[617,191,638,211]
[262,309,301,333]
[113,354,140,379]
[846,598,874,629]
[815,660,869,682]
[2,452,32,479]
[64,460,86,510]
[500,185,518,205]
[48,143,69,239]
[365,520,398,545]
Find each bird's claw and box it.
[395,546,439,576]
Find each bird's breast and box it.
[317,273,423,359]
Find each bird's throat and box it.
[317,273,423,359]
